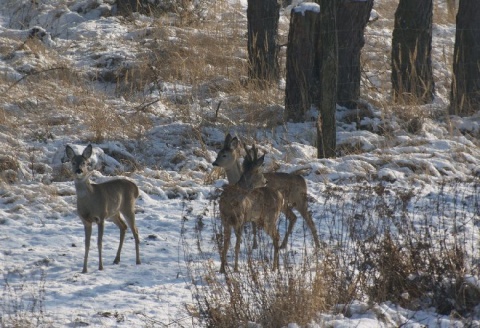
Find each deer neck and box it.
[74,174,94,199]
[225,159,243,185]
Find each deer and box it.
[218,144,284,273]
[65,144,141,273]
[213,133,321,250]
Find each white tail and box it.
[213,134,321,249]
[218,144,283,273]
[66,144,141,273]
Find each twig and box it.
[215,100,222,118]
[134,98,162,112]
[1,67,68,96]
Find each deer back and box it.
[264,172,307,207]
[75,179,139,222]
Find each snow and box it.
[291,2,320,16]
[1,0,480,327]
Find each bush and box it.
[184,180,480,326]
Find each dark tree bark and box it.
[285,4,321,122]
[336,0,373,109]
[391,0,434,104]
[317,0,337,159]
[450,0,480,116]
[247,0,280,83]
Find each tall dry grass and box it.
[183,181,480,326]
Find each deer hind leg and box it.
[267,226,281,271]
[297,201,321,249]
[112,214,127,265]
[122,206,141,265]
[252,222,258,249]
[82,222,93,273]
[279,207,297,249]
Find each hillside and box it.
[1,0,480,327]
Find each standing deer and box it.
[219,144,284,273]
[213,134,320,249]
[66,144,141,273]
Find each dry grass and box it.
[113,0,286,131]
[1,269,50,328]
[186,180,480,326]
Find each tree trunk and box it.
[247,0,280,83]
[450,0,480,116]
[391,0,434,104]
[317,0,337,159]
[336,0,373,109]
[285,4,320,122]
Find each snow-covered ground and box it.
[1,0,480,327]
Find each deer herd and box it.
[66,134,320,274]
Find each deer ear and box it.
[230,137,239,150]
[82,144,93,159]
[243,144,251,161]
[224,133,232,146]
[65,145,75,160]
[256,154,265,167]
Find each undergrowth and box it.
[183,180,480,327]
[1,269,49,327]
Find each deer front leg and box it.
[97,221,104,271]
[234,228,242,272]
[82,222,92,273]
[220,226,231,274]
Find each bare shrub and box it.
[0,155,19,184]
[1,269,50,327]
[188,257,339,327]
[184,179,480,326]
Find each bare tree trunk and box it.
[317,0,337,159]
[450,0,480,116]
[247,0,280,83]
[391,0,434,104]
[285,5,320,122]
[336,0,373,109]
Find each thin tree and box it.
[391,0,434,104]
[317,0,337,159]
[450,0,480,116]
[247,0,280,83]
